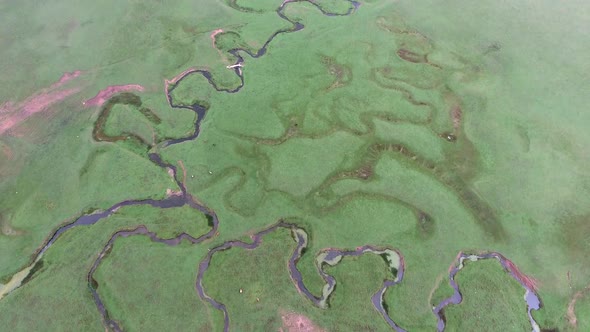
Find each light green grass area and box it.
[0,204,211,331]
[203,226,394,331]
[0,107,176,280]
[108,204,211,240]
[0,0,293,102]
[103,103,157,144]
[430,279,455,311]
[389,1,590,326]
[263,132,365,196]
[103,93,196,145]
[168,73,217,109]
[323,252,395,330]
[94,236,214,331]
[443,260,531,331]
[0,0,588,330]
[202,228,306,331]
[576,293,590,332]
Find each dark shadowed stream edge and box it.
[196,221,408,332]
[432,252,542,332]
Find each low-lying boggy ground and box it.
[0,0,589,330]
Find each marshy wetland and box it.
[1,0,589,330]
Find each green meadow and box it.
[442,259,531,331]
[1,0,589,331]
[0,205,211,331]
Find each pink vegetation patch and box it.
[504,258,539,292]
[210,29,224,47]
[451,105,462,131]
[280,312,325,332]
[83,84,144,107]
[19,88,80,115]
[0,71,83,135]
[57,70,82,85]
[210,28,229,59]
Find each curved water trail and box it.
[289,229,406,332]
[196,222,291,331]
[1,149,220,327]
[196,221,407,332]
[432,252,542,332]
[1,0,362,329]
[16,150,220,330]
[87,222,217,332]
[162,0,361,146]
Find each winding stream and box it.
[87,222,217,332]
[1,1,544,331]
[0,0,363,329]
[196,221,408,332]
[432,252,542,332]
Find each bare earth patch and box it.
[279,311,325,332]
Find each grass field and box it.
[442,259,531,331]
[575,292,590,332]
[201,226,396,331]
[0,204,211,331]
[1,0,589,331]
[94,236,213,331]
